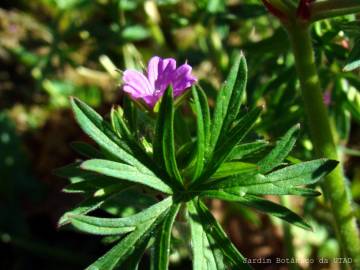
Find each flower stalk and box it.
[285,19,360,269]
[310,0,360,22]
[261,0,360,267]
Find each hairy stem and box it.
[285,21,360,268]
[310,0,360,22]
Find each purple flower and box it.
[122,56,197,108]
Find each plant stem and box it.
[310,0,360,22]
[285,21,360,268]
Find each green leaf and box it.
[201,159,334,196]
[196,107,261,185]
[68,197,173,229]
[199,172,263,190]
[81,159,173,194]
[344,39,360,71]
[257,124,300,173]
[212,162,258,179]
[58,187,132,226]
[111,106,132,139]
[176,140,196,170]
[191,86,208,180]
[202,191,312,230]
[100,188,158,217]
[187,200,225,270]
[174,109,192,145]
[85,215,164,270]
[219,159,337,187]
[71,219,135,235]
[197,86,211,159]
[222,53,248,132]
[111,106,159,173]
[211,183,321,197]
[209,53,247,154]
[153,204,181,270]
[195,200,252,269]
[199,161,326,196]
[256,186,321,196]
[70,98,151,174]
[121,236,151,270]
[265,159,338,186]
[227,141,269,160]
[123,95,138,133]
[154,86,183,189]
[63,181,97,194]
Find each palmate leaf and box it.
[85,215,165,270]
[209,53,247,157]
[194,107,262,185]
[217,159,337,188]
[55,162,128,193]
[194,171,262,191]
[212,161,258,179]
[110,106,158,171]
[222,184,321,197]
[191,86,210,180]
[188,200,225,270]
[200,158,336,197]
[59,196,110,227]
[63,181,100,194]
[211,107,262,166]
[257,124,300,173]
[201,191,311,230]
[265,159,338,186]
[153,203,181,270]
[154,86,184,189]
[111,106,132,139]
[61,51,341,269]
[70,220,135,235]
[121,237,151,270]
[227,141,269,161]
[81,159,173,194]
[68,197,173,235]
[69,197,173,229]
[70,97,151,174]
[100,188,158,217]
[58,185,132,226]
[195,200,252,270]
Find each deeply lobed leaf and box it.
[81,159,173,194]
[154,87,184,189]
[60,53,341,270]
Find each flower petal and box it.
[153,58,176,93]
[122,57,196,109]
[123,70,154,97]
[147,56,161,88]
[142,95,159,107]
[171,64,197,96]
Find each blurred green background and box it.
[0,0,359,269]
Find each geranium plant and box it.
[56,54,337,269]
